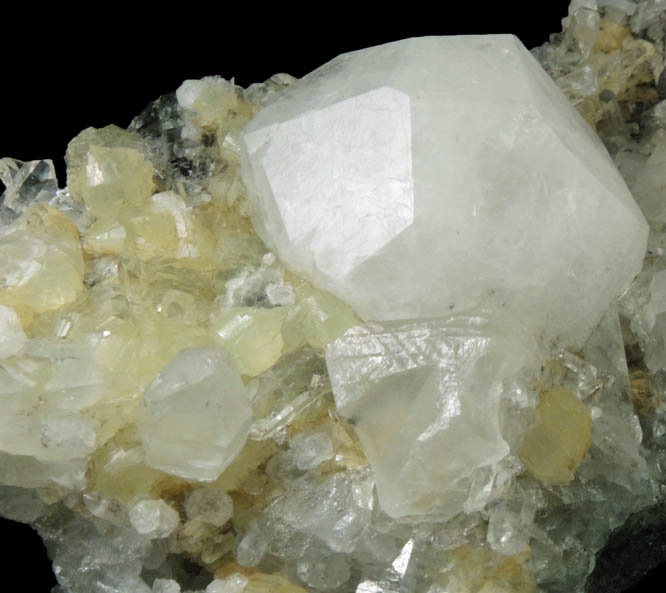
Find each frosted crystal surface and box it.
[0,305,26,358]
[206,574,248,593]
[325,314,542,518]
[241,35,648,347]
[152,579,181,593]
[289,430,334,470]
[128,498,180,539]
[184,486,234,526]
[138,347,252,481]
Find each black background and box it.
[0,3,663,592]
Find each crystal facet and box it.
[240,35,648,347]
[325,314,542,518]
[138,347,252,481]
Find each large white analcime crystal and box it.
[138,347,252,482]
[240,35,648,347]
[325,314,542,519]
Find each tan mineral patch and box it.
[518,386,592,485]
[446,545,535,593]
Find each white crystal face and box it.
[325,314,541,519]
[138,347,252,482]
[241,35,648,347]
[243,87,413,279]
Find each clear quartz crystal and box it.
[0,158,58,221]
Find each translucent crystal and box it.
[263,468,374,554]
[0,206,84,319]
[0,485,46,523]
[243,573,306,593]
[486,482,542,556]
[128,498,180,539]
[241,35,647,347]
[83,191,215,265]
[288,430,334,470]
[211,306,288,377]
[296,554,351,590]
[630,134,666,223]
[66,125,155,220]
[138,347,252,481]
[0,158,58,221]
[153,579,182,593]
[206,574,248,593]
[0,305,26,358]
[518,387,592,484]
[184,486,234,527]
[325,314,542,518]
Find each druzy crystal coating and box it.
[240,34,648,347]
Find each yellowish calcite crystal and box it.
[244,572,308,593]
[283,282,360,351]
[84,191,216,265]
[518,386,592,484]
[444,545,535,593]
[66,125,155,219]
[0,205,84,322]
[212,306,288,377]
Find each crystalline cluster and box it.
[240,34,647,348]
[326,315,542,519]
[3,3,666,593]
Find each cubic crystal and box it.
[241,35,648,347]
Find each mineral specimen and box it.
[3,2,666,593]
[240,34,648,348]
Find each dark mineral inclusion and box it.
[586,502,666,592]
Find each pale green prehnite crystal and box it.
[240,34,648,349]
